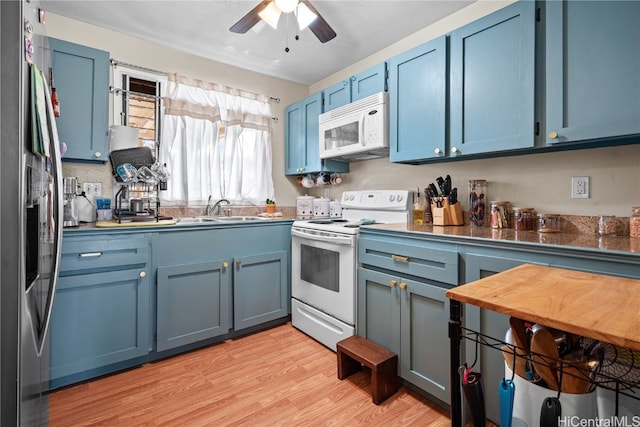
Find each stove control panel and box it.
[341,190,411,211]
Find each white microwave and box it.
[319,91,389,162]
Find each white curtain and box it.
[159,73,274,206]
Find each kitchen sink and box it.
[175,216,268,225]
[212,216,268,222]
[174,216,220,225]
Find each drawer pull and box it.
[139,271,146,278]
[389,280,397,287]
[236,260,242,266]
[223,262,229,268]
[391,254,409,262]
[399,282,407,290]
[79,252,103,258]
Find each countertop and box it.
[362,222,640,255]
[446,264,640,351]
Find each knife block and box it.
[431,199,464,226]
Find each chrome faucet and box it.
[205,197,230,216]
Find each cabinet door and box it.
[389,36,446,162]
[48,38,109,163]
[156,260,231,351]
[545,1,640,144]
[50,267,150,383]
[284,100,304,175]
[450,2,535,155]
[400,278,450,404]
[357,268,401,356]
[351,62,387,102]
[323,80,351,112]
[284,93,349,175]
[233,251,288,331]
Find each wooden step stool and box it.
[336,335,399,405]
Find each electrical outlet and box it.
[571,176,589,199]
[82,182,102,197]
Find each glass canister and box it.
[631,206,640,238]
[490,201,510,229]
[512,207,536,231]
[468,179,487,226]
[537,213,562,233]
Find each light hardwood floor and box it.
[49,323,451,426]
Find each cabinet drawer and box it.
[60,234,149,275]
[359,236,458,285]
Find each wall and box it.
[48,3,640,218]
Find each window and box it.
[112,65,167,153]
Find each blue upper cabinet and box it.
[284,93,349,175]
[545,1,640,144]
[323,62,387,112]
[388,36,446,163]
[449,1,535,156]
[48,38,110,163]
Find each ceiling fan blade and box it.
[230,0,272,34]
[300,0,336,43]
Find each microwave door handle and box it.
[292,228,354,246]
[359,111,367,146]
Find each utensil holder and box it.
[431,199,464,226]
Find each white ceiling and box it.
[44,0,475,85]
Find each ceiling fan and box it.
[230,0,336,43]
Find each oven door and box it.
[291,227,356,324]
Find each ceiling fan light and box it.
[275,0,298,14]
[296,2,317,30]
[258,1,282,29]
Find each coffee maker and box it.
[63,177,79,227]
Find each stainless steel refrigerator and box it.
[1,0,64,425]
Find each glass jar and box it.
[537,213,562,233]
[490,201,510,229]
[468,180,487,226]
[631,206,640,238]
[598,215,618,236]
[512,207,536,231]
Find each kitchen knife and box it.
[428,183,439,199]
[435,176,445,195]
[444,175,452,196]
[448,188,457,205]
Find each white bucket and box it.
[596,387,639,418]
[505,364,597,426]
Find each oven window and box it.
[300,244,339,292]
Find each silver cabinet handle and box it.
[79,252,103,257]
[451,146,460,154]
[139,271,146,278]
[434,148,442,155]
[94,151,102,158]
[548,131,558,139]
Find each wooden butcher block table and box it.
[445,264,640,427]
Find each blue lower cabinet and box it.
[233,251,288,331]
[357,267,450,403]
[156,260,231,351]
[50,267,150,387]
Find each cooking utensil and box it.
[444,174,452,196]
[509,317,531,352]
[540,397,561,427]
[459,366,486,427]
[427,183,439,199]
[559,360,593,394]
[530,328,560,391]
[499,378,515,427]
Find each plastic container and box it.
[468,180,487,226]
[490,201,510,229]
[512,207,536,231]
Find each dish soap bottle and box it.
[413,188,425,225]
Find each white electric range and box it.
[290,190,412,350]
